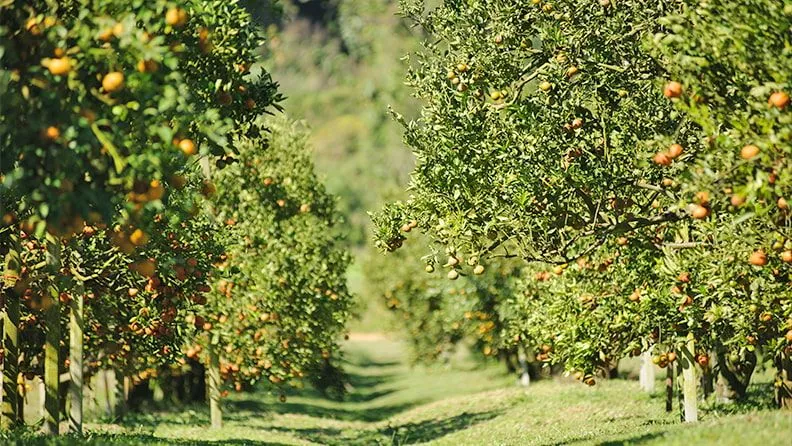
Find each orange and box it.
[780,250,792,263]
[652,152,671,166]
[740,144,759,160]
[768,91,789,109]
[42,126,60,141]
[165,8,189,27]
[47,57,72,76]
[147,179,164,201]
[102,71,125,92]
[663,81,682,98]
[690,204,709,219]
[748,250,767,266]
[129,229,148,246]
[136,59,158,73]
[667,143,683,159]
[178,138,197,156]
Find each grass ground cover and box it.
[3,336,789,445]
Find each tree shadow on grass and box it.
[269,409,502,445]
[228,397,422,423]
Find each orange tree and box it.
[185,117,352,427]
[370,0,755,423]
[1,0,281,433]
[650,0,792,408]
[6,179,222,412]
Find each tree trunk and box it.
[208,345,222,428]
[775,348,792,410]
[640,351,655,393]
[517,346,530,387]
[68,288,83,434]
[113,373,129,419]
[43,234,61,435]
[665,364,674,412]
[2,235,21,428]
[679,336,698,423]
[715,349,755,402]
[701,362,714,400]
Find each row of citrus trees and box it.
[372,0,791,421]
[0,0,350,435]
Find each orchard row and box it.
[372,0,792,420]
[1,0,350,434]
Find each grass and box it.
[3,335,790,445]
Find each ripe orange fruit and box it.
[132,259,156,277]
[42,126,60,141]
[47,57,72,76]
[667,143,683,159]
[768,91,789,109]
[245,98,256,110]
[565,66,579,77]
[666,352,677,362]
[136,59,158,73]
[178,139,197,156]
[696,354,709,367]
[678,272,691,283]
[785,330,792,342]
[780,250,792,263]
[98,27,114,42]
[447,270,459,280]
[473,264,485,275]
[748,250,767,266]
[663,81,682,98]
[165,8,189,27]
[730,194,745,207]
[102,71,125,93]
[129,229,148,246]
[690,204,710,219]
[740,144,759,160]
[147,180,164,201]
[539,81,552,92]
[425,265,434,273]
[653,152,671,166]
[778,197,789,210]
[628,289,641,302]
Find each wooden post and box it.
[2,236,21,428]
[208,345,222,428]
[43,234,61,435]
[639,350,655,393]
[665,363,674,412]
[2,290,20,428]
[68,287,83,434]
[679,335,698,423]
